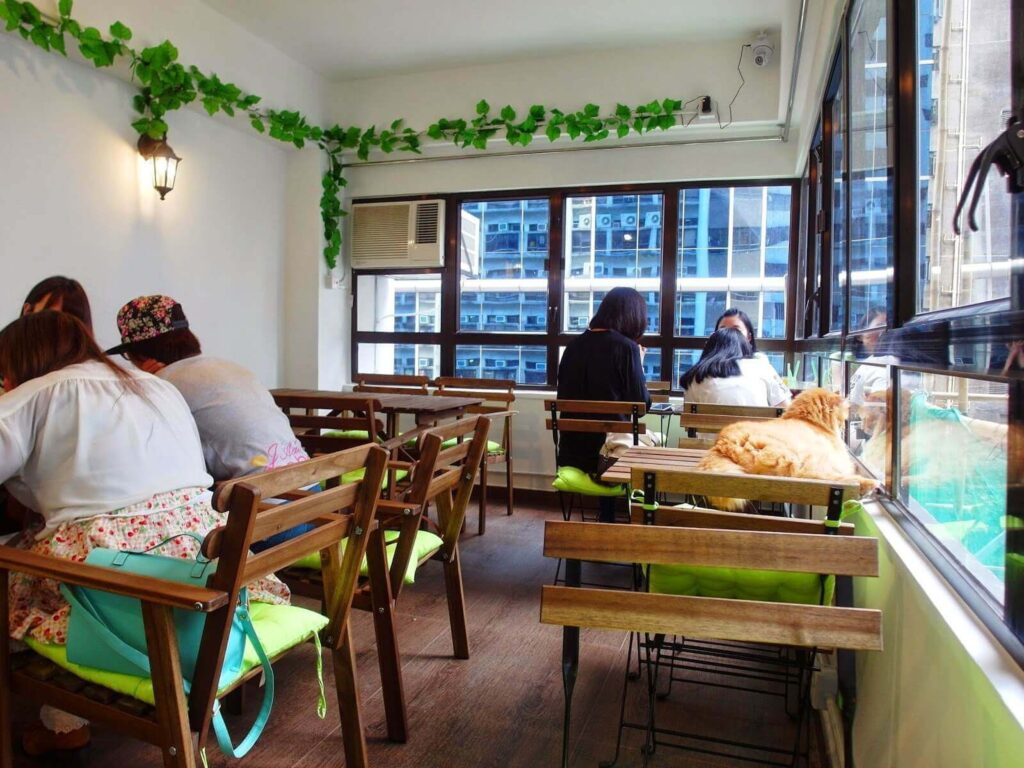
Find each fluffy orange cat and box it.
[697,387,880,512]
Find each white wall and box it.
[852,504,1024,767]
[0,0,332,387]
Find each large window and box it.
[917,0,1013,313]
[353,183,796,389]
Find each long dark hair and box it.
[680,327,752,390]
[715,308,757,353]
[0,311,136,392]
[21,276,93,334]
[590,287,648,342]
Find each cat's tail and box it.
[696,451,749,513]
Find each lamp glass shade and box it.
[139,138,181,200]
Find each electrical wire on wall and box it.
[718,43,751,130]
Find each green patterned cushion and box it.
[552,466,625,497]
[291,528,443,585]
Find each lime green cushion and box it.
[324,429,374,441]
[648,565,835,606]
[439,437,503,454]
[339,467,409,487]
[24,602,327,705]
[552,466,625,497]
[291,528,443,585]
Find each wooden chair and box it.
[646,380,672,404]
[540,477,880,768]
[544,399,647,522]
[433,376,516,534]
[275,393,387,453]
[353,373,430,396]
[281,415,492,743]
[0,444,388,768]
[677,401,785,440]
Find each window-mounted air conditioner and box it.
[498,222,510,232]
[351,200,445,269]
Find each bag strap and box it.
[210,606,275,758]
[60,584,275,759]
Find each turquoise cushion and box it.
[25,602,327,705]
[292,528,443,585]
[552,466,625,497]
[648,565,835,606]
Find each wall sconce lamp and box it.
[137,134,181,200]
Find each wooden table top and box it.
[600,446,708,484]
[271,388,483,414]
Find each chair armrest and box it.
[0,547,229,612]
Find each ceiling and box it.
[201,0,796,81]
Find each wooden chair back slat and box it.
[544,399,648,416]
[682,402,787,418]
[543,520,878,577]
[354,373,430,394]
[631,467,859,507]
[540,586,883,651]
[677,413,777,433]
[242,518,352,583]
[273,395,382,456]
[545,418,648,435]
[286,414,383,432]
[630,505,856,536]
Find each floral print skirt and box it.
[9,487,290,645]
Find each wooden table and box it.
[271,388,484,431]
[600,446,708,485]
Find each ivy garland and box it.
[2,0,704,268]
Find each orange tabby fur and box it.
[697,387,880,511]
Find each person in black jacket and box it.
[556,288,651,520]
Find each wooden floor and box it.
[14,498,825,767]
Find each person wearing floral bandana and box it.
[107,295,310,483]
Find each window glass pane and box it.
[676,186,791,339]
[672,349,702,389]
[356,274,441,333]
[830,70,848,332]
[918,0,1012,311]
[563,194,663,333]
[898,372,1008,602]
[847,360,890,477]
[358,343,440,378]
[455,345,547,385]
[460,200,549,332]
[641,348,661,383]
[849,0,893,331]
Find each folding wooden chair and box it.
[281,415,492,743]
[544,399,647,522]
[434,376,517,534]
[540,491,881,768]
[0,444,388,768]
[544,466,872,768]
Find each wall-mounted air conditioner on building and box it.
[351,200,445,269]
[597,214,612,228]
[644,212,662,228]
[621,214,637,228]
[576,214,592,229]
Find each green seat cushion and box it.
[24,602,327,705]
[552,466,625,497]
[323,429,374,441]
[291,528,443,585]
[339,467,408,487]
[439,437,503,454]
[648,565,835,606]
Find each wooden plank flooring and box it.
[13,499,825,767]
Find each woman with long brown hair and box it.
[0,311,289,755]
[19,275,93,334]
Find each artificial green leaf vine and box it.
[2,0,704,268]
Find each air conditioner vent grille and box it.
[352,204,410,260]
[415,202,441,245]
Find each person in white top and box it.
[0,311,289,755]
[681,328,792,407]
